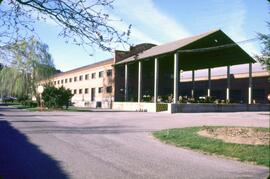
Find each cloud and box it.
[113,0,190,43]
[213,0,259,56]
[108,15,161,46]
[38,0,191,49]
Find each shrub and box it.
[21,100,38,108]
[197,96,216,103]
[42,84,73,109]
[17,95,29,103]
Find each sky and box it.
[32,0,269,75]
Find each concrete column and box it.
[191,70,195,98]
[226,66,230,101]
[154,58,159,103]
[138,61,142,102]
[207,68,211,97]
[173,52,179,103]
[248,63,253,104]
[124,64,128,101]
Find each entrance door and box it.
[91,88,95,101]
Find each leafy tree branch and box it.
[0,0,131,51]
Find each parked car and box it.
[1,96,17,103]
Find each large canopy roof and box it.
[115,29,255,71]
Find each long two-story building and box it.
[48,29,270,109]
[52,58,114,108]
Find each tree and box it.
[42,85,73,109]
[257,31,270,72]
[0,0,131,51]
[0,66,19,97]
[0,37,58,99]
[256,1,270,72]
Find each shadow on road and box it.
[9,120,56,123]
[1,114,76,117]
[22,125,153,135]
[0,119,69,179]
[258,113,270,116]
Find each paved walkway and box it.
[0,104,269,179]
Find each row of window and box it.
[55,69,112,85]
[73,86,112,94]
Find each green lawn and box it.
[4,103,40,111]
[4,103,92,112]
[64,106,93,112]
[153,126,270,167]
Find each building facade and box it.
[51,58,114,108]
[180,71,269,104]
[48,30,270,109]
[49,58,269,108]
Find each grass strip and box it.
[153,126,270,167]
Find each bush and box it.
[142,95,152,102]
[197,96,216,103]
[42,84,73,109]
[21,100,38,108]
[18,99,38,108]
[17,95,29,103]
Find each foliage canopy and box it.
[0,38,58,99]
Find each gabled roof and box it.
[53,58,113,78]
[115,29,255,71]
[117,29,219,65]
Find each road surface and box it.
[0,104,269,179]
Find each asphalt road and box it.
[0,104,269,179]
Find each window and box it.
[79,75,83,81]
[69,78,72,83]
[91,73,96,79]
[99,71,103,78]
[61,80,64,84]
[54,81,56,85]
[85,74,89,80]
[85,88,89,94]
[107,69,112,77]
[79,89,82,94]
[74,76,77,82]
[65,79,68,83]
[98,87,103,93]
[58,80,60,84]
[106,86,112,93]
[74,89,77,94]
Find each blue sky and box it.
[33,0,269,73]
